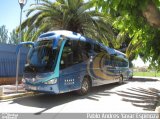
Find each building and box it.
[0,44,29,85]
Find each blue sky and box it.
[0,0,36,33]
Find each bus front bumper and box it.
[24,83,59,94]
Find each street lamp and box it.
[16,0,27,93]
[18,0,27,42]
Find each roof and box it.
[38,30,86,41]
[37,30,127,58]
[115,50,126,57]
[100,43,126,58]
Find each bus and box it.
[18,30,129,95]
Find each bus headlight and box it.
[44,78,57,85]
[22,78,26,83]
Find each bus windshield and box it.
[24,39,58,73]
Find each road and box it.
[0,78,160,114]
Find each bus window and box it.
[94,44,105,53]
[122,59,128,67]
[94,44,101,53]
[78,41,92,60]
[115,56,128,68]
[25,40,58,73]
[72,41,83,63]
[60,40,83,69]
[60,41,73,69]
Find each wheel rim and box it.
[82,80,89,92]
[119,76,123,83]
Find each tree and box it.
[8,30,19,45]
[17,0,113,43]
[94,0,160,28]
[93,0,160,68]
[0,25,8,44]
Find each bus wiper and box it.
[25,64,37,73]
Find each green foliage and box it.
[18,0,113,43]
[8,30,19,45]
[0,25,8,44]
[0,25,26,45]
[93,0,160,68]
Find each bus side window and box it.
[60,40,84,70]
[122,59,128,67]
[78,41,91,61]
[72,41,83,63]
[94,44,105,53]
[94,44,101,53]
[60,41,73,69]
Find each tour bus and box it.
[18,30,129,95]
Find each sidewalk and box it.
[0,84,35,100]
[0,77,160,114]
[132,76,160,116]
[133,76,160,80]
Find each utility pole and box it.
[16,0,27,93]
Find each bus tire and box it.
[77,77,91,95]
[118,75,123,84]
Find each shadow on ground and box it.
[6,78,160,113]
[117,78,160,111]
[128,78,159,82]
[10,83,123,114]
[116,87,160,111]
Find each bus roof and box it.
[38,30,86,42]
[99,43,126,58]
[115,50,126,56]
[38,30,127,58]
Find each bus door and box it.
[59,40,85,93]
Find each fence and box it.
[0,43,29,85]
[132,67,160,77]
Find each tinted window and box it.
[114,56,128,67]
[60,40,83,69]
[24,40,58,73]
[78,41,92,60]
[94,44,105,53]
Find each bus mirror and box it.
[53,46,57,49]
[16,41,34,55]
[90,56,93,59]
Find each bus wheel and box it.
[77,77,90,95]
[118,75,123,84]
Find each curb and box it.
[0,92,37,100]
[155,106,160,119]
[155,94,160,119]
[133,76,160,81]
[128,77,160,82]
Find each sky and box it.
[132,56,150,67]
[0,1,150,67]
[0,0,35,33]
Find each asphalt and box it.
[0,76,160,114]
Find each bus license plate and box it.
[29,86,37,90]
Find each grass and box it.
[133,72,160,77]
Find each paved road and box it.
[0,79,160,114]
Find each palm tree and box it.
[18,0,113,42]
